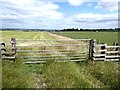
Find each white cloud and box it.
[73,13,118,23]
[95,0,119,11]
[63,13,118,29]
[2,0,33,6]
[1,0,64,24]
[68,0,84,6]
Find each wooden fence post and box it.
[92,39,96,60]
[113,42,119,55]
[89,39,92,59]
[89,39,96,60]
[101,44,107,61]
[1,43,6,57]
[11,38,16,62]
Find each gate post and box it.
[1,43,6,58]
[89,39,96,60]
[11,38,16,62]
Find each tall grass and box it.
[2,60,37,88]
[42,61,104,88]
[0,61,2,89]
[40,61,119,88]
[78,61,119,88]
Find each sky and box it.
[0,0,120,29]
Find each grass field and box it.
[1,30,119,88]
[54,31,118,45]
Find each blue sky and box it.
[0,0,119,29]
[55,2,110,15]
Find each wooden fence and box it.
[1,38,16,62]
[1,38,120,63]
[91,39,120,61]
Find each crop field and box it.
[1,30,119,88]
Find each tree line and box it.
[1,28,120,32]
[60,28,120,32]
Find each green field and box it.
[1,31,54,41]
[54,31,118,45]
[1,31,119,88]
